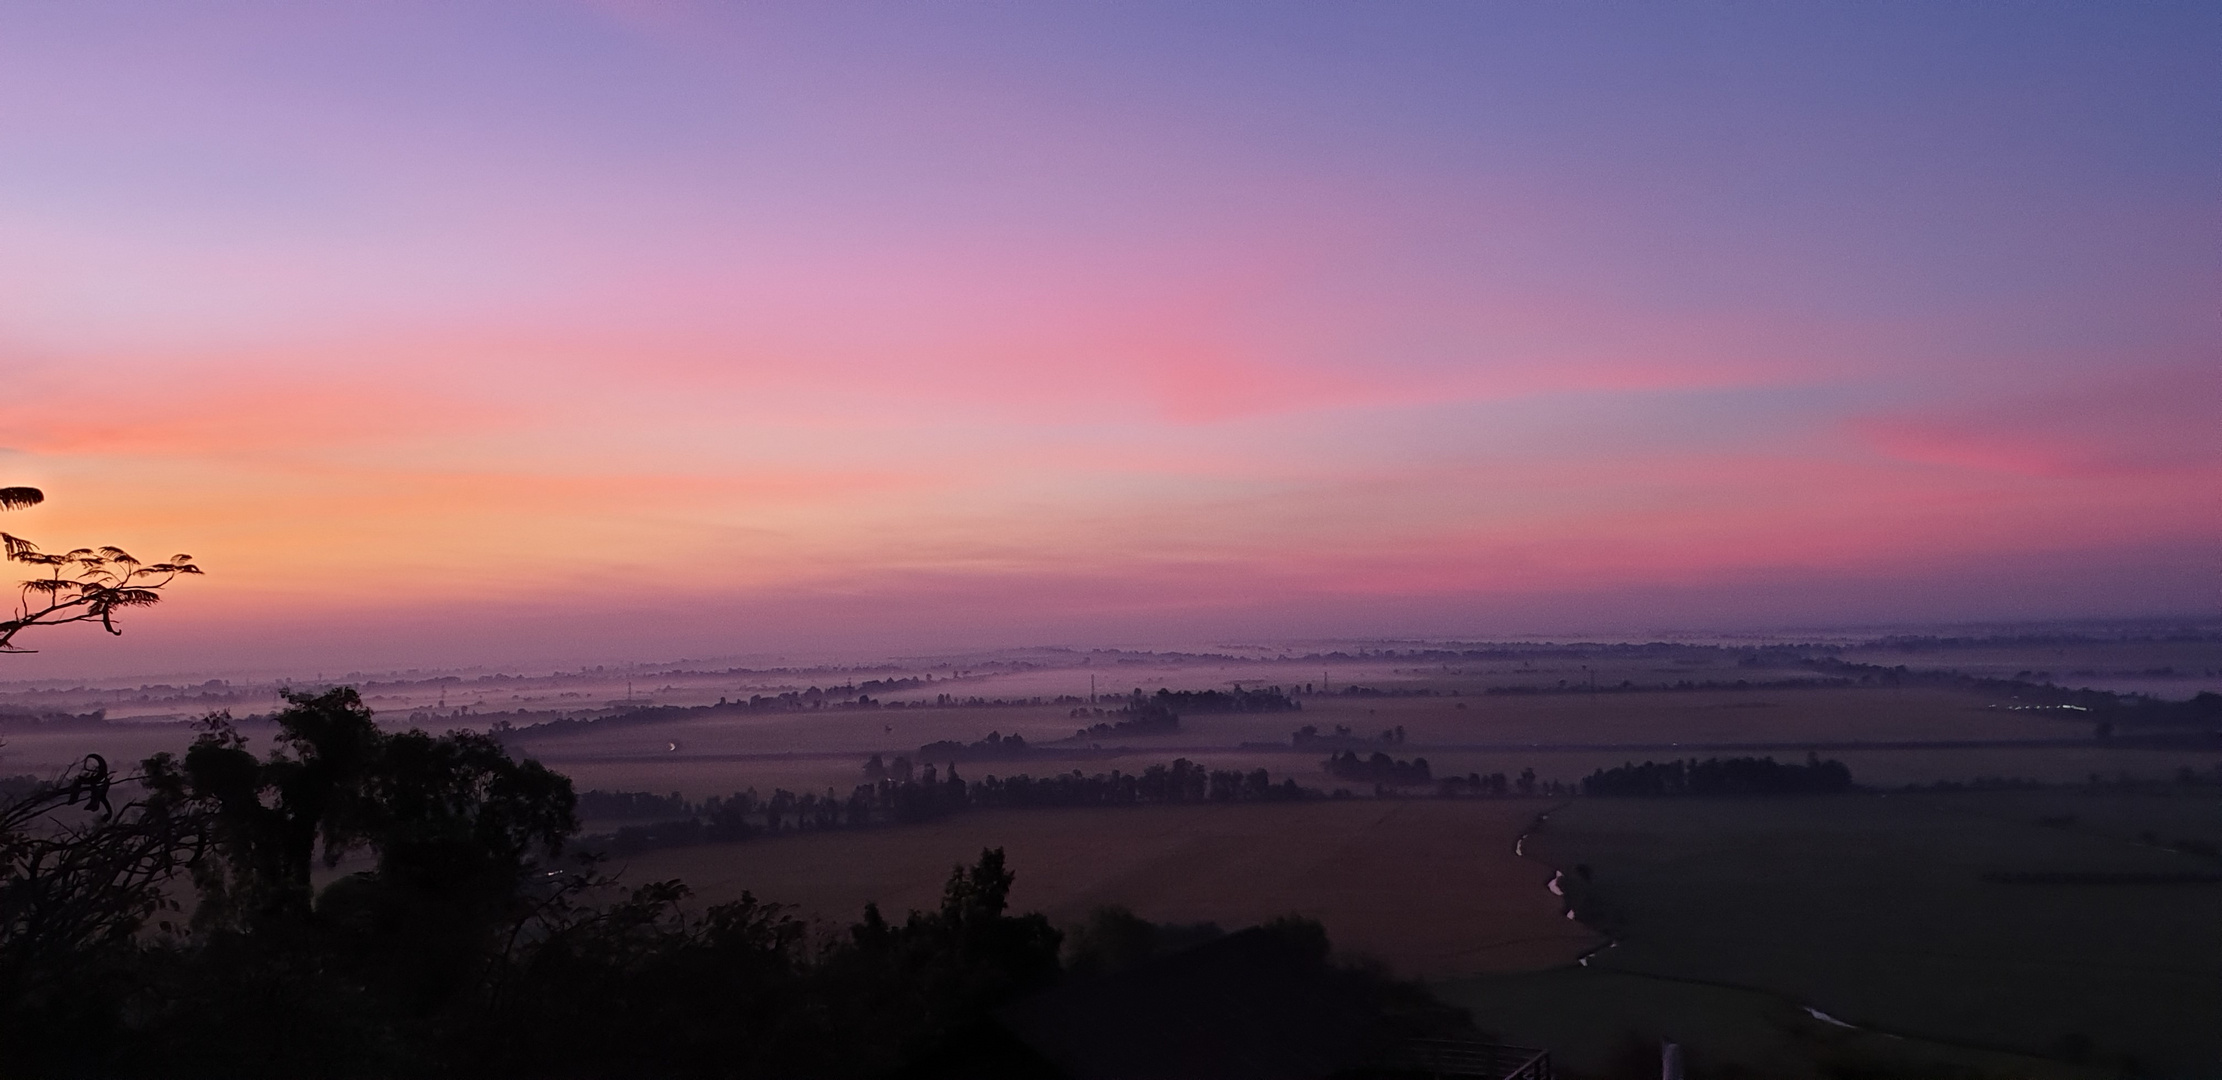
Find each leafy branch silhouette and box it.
[0,486,205,653]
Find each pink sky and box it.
[2,3,2216,676]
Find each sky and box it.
[1,1,2216,676]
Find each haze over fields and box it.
[1,2,2216,680]
[4,9,2221,1074]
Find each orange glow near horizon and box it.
[1,4,2216,676]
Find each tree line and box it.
[589,752,1599,860]
[917,730,1035,761]
[1293,723,1408,748]
[1796,658,2222,728]
[1071,695,1181,738]
[1322,750,1433,787]
[1067,686,1301,740]
[1141,686,1302,713]
[596,758,1324,858]
[1579,754,1855,796]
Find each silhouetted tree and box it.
[0,752,204,1067]
[131,687,578,1058]
[2,485,203,654]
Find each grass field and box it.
[612,798,1598,978]
[1506,791,2222,1076]
[1437,966,2098,1080]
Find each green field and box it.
[1437,790,2222,1077]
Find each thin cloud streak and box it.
[0,3,2214,673]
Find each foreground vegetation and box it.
[0,688,1468,1079]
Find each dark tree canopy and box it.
[145,687,578,937]
[0,689,1165,1079]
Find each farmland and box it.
[614,797,1597,978]
[521,679,2206,805]
[8,632,2220,1075]
[1462,789,2222,1076]
[605,780,2222,1076]
[1438,966,2099,1079]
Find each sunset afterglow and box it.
[3,3,2215,672]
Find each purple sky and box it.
[1,2,2216,676]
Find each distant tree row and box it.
[1317,684,1448,697]
[1073,694,1181,738]
[591,754,1597,861]
[918,730,1035,760]
[930,692,1090,708]
[970,763,1310,809]
[1797,658,2222,727]
[603,791,778,855]
[0,706,113,729]
[1580,754,1854,796]
[855,758,1317,818]
[596,758,1322,858]
[1292,723,1405,748]
[1437,770,1523,797]
[1066,686,1301,740]
[1322,750,1432,787]
[1143,685,1301,713]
